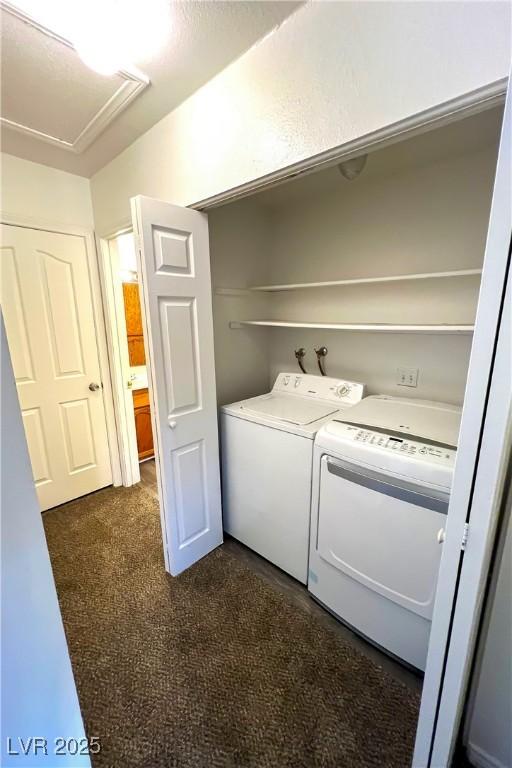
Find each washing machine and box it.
[308,395,462,670]
[220,373,366,583]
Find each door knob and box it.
[437,528,446,544]
[168,420,177,429]
[89,382,101,391]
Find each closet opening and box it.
[202,103,504,762]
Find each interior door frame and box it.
[97,229,140,487]
[435,245,511,766]
[413,83,511,767]
[0,211,122,488]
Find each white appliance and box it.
[220,373,366,583]
[308,395,462,670]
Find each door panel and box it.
[160,297,200,415]
[134,408,154,460]
[131,196,222,575]
[22,407,50,485]
[1,225,112,510]
[126,336,145,366]
[2,247,34,381]
[41,252,85,376]
[122,282,143,336]
[153,226,193,274]
[172,439,210,546]
[60,399,96,472]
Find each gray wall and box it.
[1,315,89,766]
[464,492,512,768]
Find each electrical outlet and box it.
[397,367,419,387]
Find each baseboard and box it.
[467,741,508,768]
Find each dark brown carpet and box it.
[43,484,420,768]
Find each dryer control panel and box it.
[273,373,366,406]
[329,422,456,467]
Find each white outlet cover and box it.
[397,367,419,387]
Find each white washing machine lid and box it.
[240,394,339,426]
[335,395,461,447]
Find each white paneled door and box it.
[131,196,223,575]
[1,225,112,510]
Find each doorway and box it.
[100,230,155,488]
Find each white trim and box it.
[85,230,122,488]
[0,212,122,487]
[97,218,133,242]
[0,210,94,237]
[249,270,482,292]
[229,320,474,333]
[467,742,509,768]
[432,263,511,764]
[0,2,149,154]
[413,79,511,768]
[192,79,507,211]
[98,234,140,487]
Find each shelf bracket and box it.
[229,321,245,330]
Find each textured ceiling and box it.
[0,9,147,155]
[0,1,302,177]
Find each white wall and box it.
[1,153,94,230]
[267,148,498,286]
[262,132,499,405]
[268,330,474,405]
[464,495,512,768]
[90,1,510,235]
[0,315,89,766]
[208,198,272,405]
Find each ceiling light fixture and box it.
[338,154,368,181]
[71,0,170,76]
[6,0,170,76]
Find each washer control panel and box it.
[335,424,456,466]
[274,372,365,405]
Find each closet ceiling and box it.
[256,106,504,209]
[0,1,302,177]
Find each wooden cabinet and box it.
[122,282,146,366]
[127,336,145,366]
[123,283,153,460]
[133,388,154,460]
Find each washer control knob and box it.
[336,384,351,398]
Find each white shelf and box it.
[214,287,252,296]
[250,269,482,292]
[229,320,474,334]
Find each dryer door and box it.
[316,455,448,619]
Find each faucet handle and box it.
[294,347,307,374]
